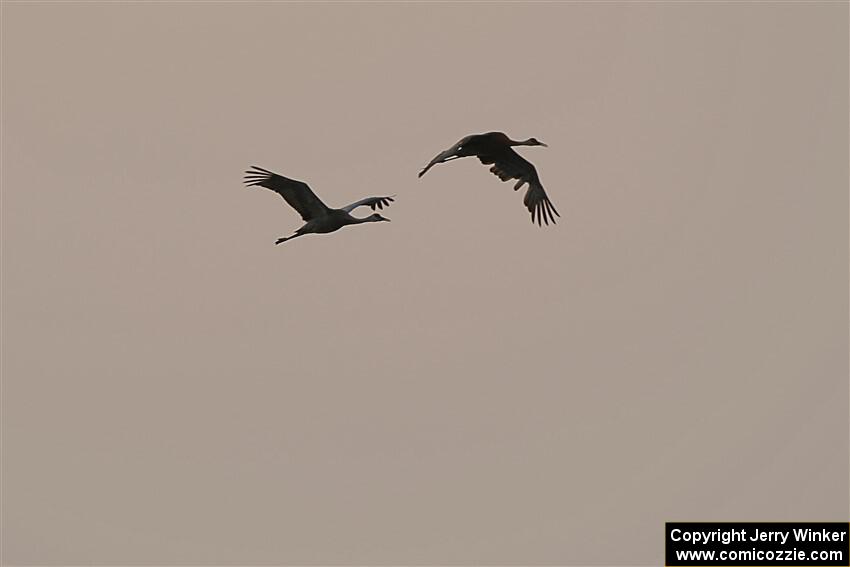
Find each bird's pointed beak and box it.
[539,141,548,147]
[383,217,391,222]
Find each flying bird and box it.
[418,131,559,226]
[244,166,394,244]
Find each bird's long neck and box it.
[510,138,535,146]
[348,215,377,225]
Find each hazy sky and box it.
[2,2,848,565]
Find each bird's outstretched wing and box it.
[341,196,396,213]
[418,147,462,177]
[244,166,332,221]
[418,135,477,177]
[521,179,560,227]
[480,150,560,226]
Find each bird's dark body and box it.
[302,211,357,234]
[418,131,560,226]
[455,132,509,158]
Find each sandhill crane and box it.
[418,131,560,226]
[243,166,394,244]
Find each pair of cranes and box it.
[244,131,560,244]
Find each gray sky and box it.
[2,2,847,564]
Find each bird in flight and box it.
[418,131,560,226]
[244,166,394,244]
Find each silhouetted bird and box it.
[244,166,393,244]
[418,132,559,226]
